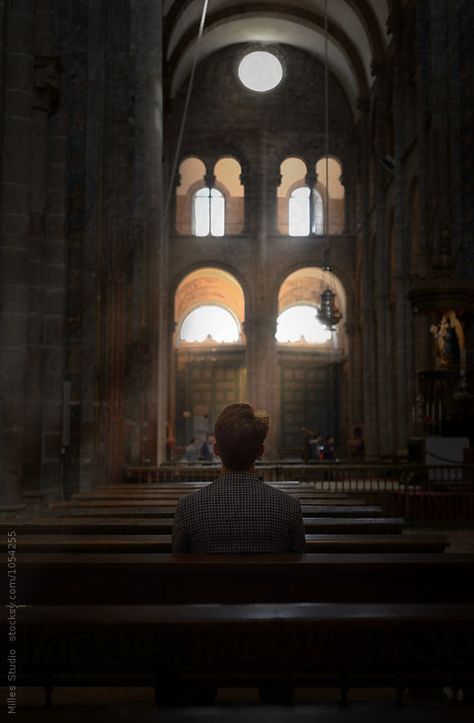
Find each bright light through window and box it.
[238,51,283,92]
[276,305,332,344]
[289,187,310,236]
[289,187,325,236]
[180,305,240,343]
[193,188,225,237]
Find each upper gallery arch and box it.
[164,1,390,113]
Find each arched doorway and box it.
[276,267,347,457]
[173,268,246,455]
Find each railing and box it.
[125,462,474,523]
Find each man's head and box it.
[214,403,269,471]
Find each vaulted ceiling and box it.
[164,1,395,112]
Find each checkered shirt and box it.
[171,471,306,553]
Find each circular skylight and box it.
[238,51,283,92]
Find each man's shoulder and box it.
[177,481,217,506]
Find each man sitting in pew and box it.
[171,403,305,705]
[172,403,306,553]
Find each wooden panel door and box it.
[279,356,340,455]
[176,350,244,445]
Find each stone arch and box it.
[174,266,247,346]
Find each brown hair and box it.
[214,403,269,471]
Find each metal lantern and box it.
[317,286,342,331]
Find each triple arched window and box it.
[176,155,344,237]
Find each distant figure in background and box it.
[199,434,215,461]
[349,426,365,460]
[184,436,200,463]
[322,436,335,460]
[308,431,321,461]
[302,427,321,462]
[165,422,176,461]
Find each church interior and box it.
[1,0,474,720]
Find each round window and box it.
[238,51,283,92]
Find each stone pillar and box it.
[20,1,63,499]
[96,1,131,484]
[391,22,412,454]
[142,0,164,464]
[25,52,61,497]
[373,81,394,456]
[0,1,35,502]
[357,98,379,458]
[244,131,279,457]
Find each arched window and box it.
[193,188,225,237]
[289,187,324,236]
[180,304,240,343]
[276,305,332,344]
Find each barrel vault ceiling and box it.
[164,0,397,113]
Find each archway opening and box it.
[173,268,246,453]
[277,267,347,457]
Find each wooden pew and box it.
[0,517,405,535]
[45,505,384,518]
[66,495,362,505]
[4,552,473,605]
[3,603,473,695]
[3,533,449,554]
[59,492,355,505]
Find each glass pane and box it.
[210,190,225,236]
[193,189,210,236]
[313,190,324,235]
[289,187,310,236]
[238,51,283,92]
[180,305,240,343]
[276,305,332,344]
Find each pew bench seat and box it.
[45,505,384,519]
[0,533,449,554]
[3,552,473,605]
[0,517,405,535]
[2,603,473,693]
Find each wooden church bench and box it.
[2,532,449,554]
[2,602,473,705]
[0,516,405,535]
[3,552,473,606]
[46,504,384,518]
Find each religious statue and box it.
[430,311,463,368]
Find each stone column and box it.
[244,131,279,457]
[0,1,35,502]
[373,80,394,456]
[357,98,378,458]
[391,19,412,455]
[25,52,61,498]
[97,0,131,484]
[142,0,164,464]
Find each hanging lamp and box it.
[316,0,342,332]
